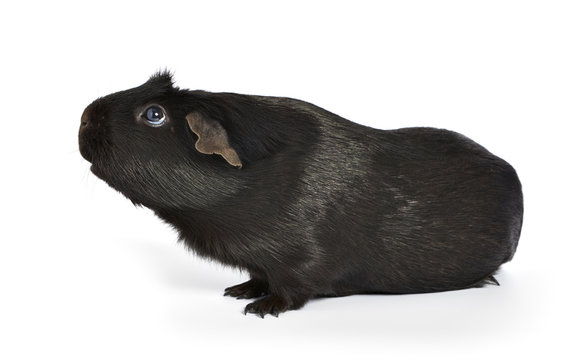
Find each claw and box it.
[243,295,290,318]
[225,279,268,299]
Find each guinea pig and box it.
[79,71,523,317]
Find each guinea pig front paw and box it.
[243,295,291,318]
[224,279,268,299]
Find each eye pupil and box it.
[143,105,166,126]
[146,107,162,121]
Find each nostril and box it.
[81,107,91,127]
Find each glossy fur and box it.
[79,72,523,317]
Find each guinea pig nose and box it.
[80,108,91,127]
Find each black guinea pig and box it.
[79,71,523,317]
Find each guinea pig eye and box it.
[142,105,167,126]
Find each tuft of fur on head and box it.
[148,68,175,87]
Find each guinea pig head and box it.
[78,72,243,209]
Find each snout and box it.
[78,104,106,163]
[80,109,90,128]
[78,106,91,161]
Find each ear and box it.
[186,112,243,168]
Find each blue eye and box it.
[142,105,166,126]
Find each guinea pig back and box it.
[79,72,523,317]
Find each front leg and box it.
[243,275,314,318]
[243,293,310,318]
[229,263,318,317]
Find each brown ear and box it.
[186,112,242,168]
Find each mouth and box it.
[78,123,108,164]
[89,163,104,179]
[79,144,94,163]
[78,125,94,163]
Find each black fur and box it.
[79,72,523,317]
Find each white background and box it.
[1,1,585,359]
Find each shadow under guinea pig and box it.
[124,238,244,292]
